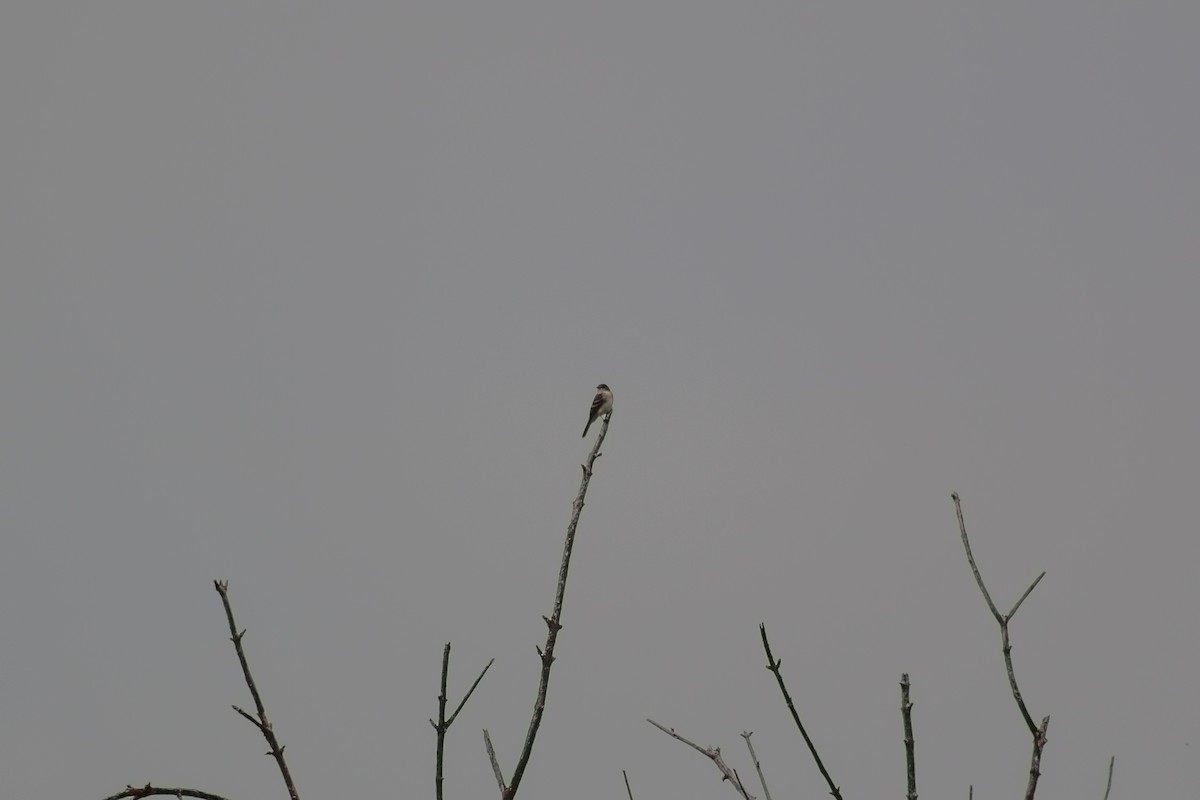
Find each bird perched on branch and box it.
[582,384,613,437]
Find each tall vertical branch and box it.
[952,493,1049,800]
[759,624,843,800]
[213,580,300,800]
[485,413,612,800]
[430,643,493,800]
[900,674,917,800]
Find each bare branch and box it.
[1025,716,1050,800]
[483,729,506,794]
[447,657,494,727]
[623,769,634,800]
[432,644,494,800]
[1102,755,1115,800]
[740,731,774,800]
[646,719,753,800]
[1007,571,1046,620]
[951,494,1051,800]
[485,413,612,799]
[953,493,1002,621]
[213,580,300,800]
[758,624,843,800]
[102,786,230,800]
[900,674,917,800]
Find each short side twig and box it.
[1102,755,1115,800]
[214,580,300,800]
[484,414,612,799]
[102,786,229,800]
[430,643,494,800]
[483,730,505,794]
[646,719,753,800]
[900,674,917,800]
[623,769,635,800]
[741,731,774,800]
[758,624,843,800]
[951,493,1049,800]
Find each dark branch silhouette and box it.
[623,769,635,800]
[430,643,493,800]
[102,786,230,800]
[1102,755,1115,800]
[952,493,1049,800]
[483,413,612,799]
[900,673,917,800]
[646,718,753,800]
[214,580,300,800]
[758,623,843,800]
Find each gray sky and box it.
[2,3,1198,799]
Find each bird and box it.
[582,384,613,437]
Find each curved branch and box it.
[102,786,229,800]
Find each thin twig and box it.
[102,786,229,800]
[1102,755,1115,800]
[646,719,753,800]
[951,493,1050,800]
[623,769,635,800]
[900,674,917,800]
[483,729,505,793]
[431,643,494,800]
[758,624,843,800]
[214,580,300,800]
[968,786,973,800]
[741,731,774,800]
[484,412,612,799]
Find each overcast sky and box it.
[2,3,1198,799]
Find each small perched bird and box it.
[582,384,613,437]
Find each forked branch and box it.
[952,493,1049,800]
[430,643,494,800]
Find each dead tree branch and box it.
[646,719,753,800]
[102,786,230,800]
[952,493,1049,800]
[758,623,843,800]
[214,580,300,800]
[900,673,917,800]
[741,731,774,800]
[430,643,493,800]
[483,413,612,800]
[623,769,635,800]
[1102,755,1115,800]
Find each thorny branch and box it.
[646,719,753,800]
[952,493,1049,800]
[484,412,612,800]
[214,580,300,800]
